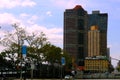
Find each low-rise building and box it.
[85,58,109,73]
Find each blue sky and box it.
[0,0,120,67]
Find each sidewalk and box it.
[14,79,64,80]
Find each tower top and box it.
[90,25,99,30]
[73,5,83,10]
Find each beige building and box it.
[88,26,100,57]
[85,58,109,72]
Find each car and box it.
[64,75,72,79]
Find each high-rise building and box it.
[64,5,88,66]
[88,11,108,56]
[63,5,108,67]
[88,25,100,57]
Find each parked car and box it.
[64,75,72,80]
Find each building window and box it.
[77,10,85,16]
[78,47,84,58]
[78,19,84,30]
[78,33,84,44]
[78,60,84,66]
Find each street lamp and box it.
[11,24,22,80]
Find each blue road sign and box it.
[61,57,65,65]
[22,45,27,55]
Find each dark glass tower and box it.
[88,11,108,56]
[64,5,88,66]
[64,5,108,67]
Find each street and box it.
[14,79,120,80]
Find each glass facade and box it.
[64,6,108,67]
[88,11,108,31]
[78,19,84,30]
[88,11,108,56]
[64,5,87,66]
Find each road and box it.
[14,79,120,80]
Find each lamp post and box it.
[18,38,24,80]
[18,35,24,80]
[12,23,22,80]
[31,60,35,80]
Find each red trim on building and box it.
[73,5,83,10]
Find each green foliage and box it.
[0,23,72,71]
[116,66,120,72]
[0,54,14,70]
[41,44,72,67]
[41,44,62,64]
[62,51,72,66]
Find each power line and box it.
[111,57,120,61]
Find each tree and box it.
[41,44,62,64]
[0,23,72,78]
[0,23,26,58]
[0,23,48,59]
[0,23,50,71]
[0,53,14,70]
[41,44,72,67]
[26,32,48,60]
[62,51,72,68]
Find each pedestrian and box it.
[71,70,77,80]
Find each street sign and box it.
[22,45,27,57]
[22,45,27,54]
[61,57,65,65]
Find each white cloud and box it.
[20,13,30,18]
[0,12,39,26]
[46,11,52,16]
[0,13,21,24]
[25,24,63,44]
[0,0,36,9]
[27,15,38,24]
[21,0,36,7]
[0,12,63,47]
